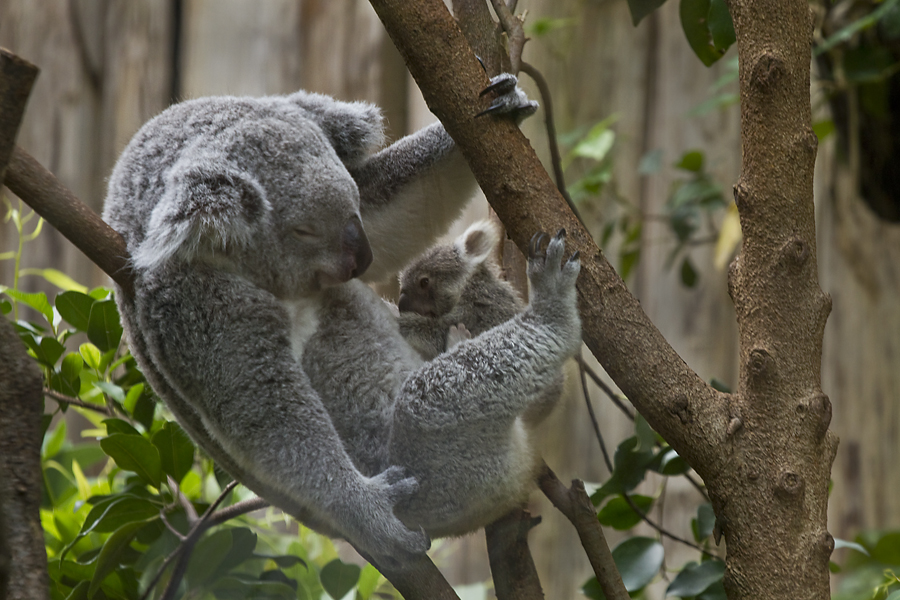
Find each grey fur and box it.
[397,220,524,360]
[103,77,579,566]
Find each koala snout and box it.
[344,217,373,279]
[398,292,412,313]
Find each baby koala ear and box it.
[132,160,270,270]
[288,91,385,168]
[454,220,501,267]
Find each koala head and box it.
[398,220,500,317]
[123,94,385,300]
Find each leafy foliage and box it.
[625,0,735,65]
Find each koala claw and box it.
[529,231,548,258]
[476,73,539,120]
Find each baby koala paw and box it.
[476,73,539,122]
[527,229,581,296]
[446,322,473,351]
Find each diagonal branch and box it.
[366,0,728,483]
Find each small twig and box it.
[539,464,629,600]
[520,62,586,229]
[43,389,112,415]
[621,493,717,559]
[487,0,526,73]
[574,355,635,420]
[578,351,614,473]
[143,482,265,600]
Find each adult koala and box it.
[103,78,580,567]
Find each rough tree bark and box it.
[366,0,838,598]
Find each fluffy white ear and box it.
[454,220,500,267]
[132,161,270,270]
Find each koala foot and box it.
[355,466,431,567]
[476,73,539,121]
[446,322,473,351]
[526,229,581,316]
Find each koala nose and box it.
[398,292,411,313]
[344,216,373,278]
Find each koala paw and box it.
[358,467,431,567]
[476,73,539,121]
[527,229,581,294]
[446,323,472,351]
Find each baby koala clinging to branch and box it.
[397,220,525,360]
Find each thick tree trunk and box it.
[719,0,839,597]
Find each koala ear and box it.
[132,162,270,270]
[455,220,500,267]
[288,91,385,168]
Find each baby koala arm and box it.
[397,230,581,426]
[134,266,429,566]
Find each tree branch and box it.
[484,509,544,600]
[538,465,628,600]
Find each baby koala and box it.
[397,220,525,360]
[397,220,564,427]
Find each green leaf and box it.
[23,334,65,368]
[95,381,126,403]
[658,447,691,475]
[87,300,123,352]
[627,0,668,25]
[210,577,297,599]
[692,503,716,542]
[103,419,140,437]
[43,422,67,459]
[612,537,664,591]
[573,129,615,163]
[3,288,54,324]
[833,537,870,556]
[355,564,381,599]
[707,0,735,51]
[38,268,89,293]
[82,497,160,533]
[872,532,900,564]
[812,120,835,142]
[56,291,95,331]
[216,528,258,576]
[89,521,145,597]
[680,0,724,66]
[186,528,234,584]
[79,343,102,371]
[666,559,725,597]
[676,150,705,172]
[152,422,195,484]
[816,0,900,55]
[100,434,162,488]
[680,257,698,288]
[591,437,655,503]
[320,559,361,600]
[698,580,727,600]
[597,495,654,530]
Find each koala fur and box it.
[103,82,579,566]
[397,220,525,360]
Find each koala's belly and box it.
[392,417,540,536]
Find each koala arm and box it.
[131,265,429,564]
[351,122,478,282]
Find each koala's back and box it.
[453,265,524,336]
